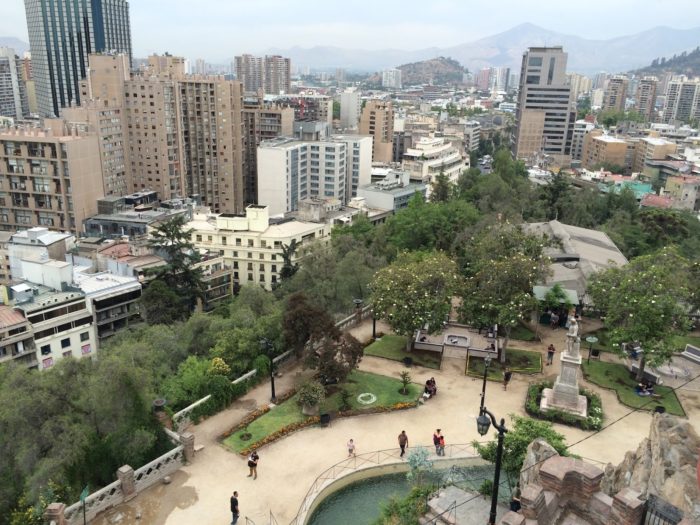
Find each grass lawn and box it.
[364,335,442,369]
[222,370,421,453]
[467,348,542,380]
[509,324,537,342]
[672,334,700,351]
[581,360,685,416]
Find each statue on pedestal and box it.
[565,316,581,359]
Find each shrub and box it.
[478,479,493,496]
[400,370,412,394]
[296,381,326,408]
[524,381,604,431]
[339,388,352,411]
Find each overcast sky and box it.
[2,0,700,62]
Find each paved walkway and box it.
[93,319,700,525]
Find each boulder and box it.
[601,413,699,518]
[520,438,560,487]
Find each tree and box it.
[456,222,549,356]
[141,279,187,325]
[473,415,568,478]
[399,371,412,395]
[370,251,461,345]
[430,169,451,203]
[306,333,363,385]
[283,292,339,358]
[588,247,695,381]
[280,239,300,280]
[539,174,572,221]
[147,215,203,312]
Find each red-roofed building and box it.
[640,193,673,209]
[0,305,36,368]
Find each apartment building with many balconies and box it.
[0,305,36,368]
[401,136,467,189]
[360,100,394,163]
[0,124,104,234]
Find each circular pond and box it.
[307,473,410,525]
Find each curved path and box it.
[93,319,699,525]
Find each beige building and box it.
[0,305,36,368]
[664,175,700,210]
[179,77,245,213]
[513,47,575,166]
[360,100,394,163]
[187,205,328,291]
[234,54,290,95]
[0,123,104,234]
[602,76,629,112]
[662,78,700,124]
[242,94,294,204]
[581,131,630,170]
[264,55,291,95]
[632,136,677,173]
[402,136,467,188]
[635,77,658,121]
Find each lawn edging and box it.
[525,380,604,431]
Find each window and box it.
[196,235,202,242]
[222,236,227,245]
[63,351,72,358]
[260,274,265,282]
[528,56,543,67]
[80,332,89,342]
[40,344,51,355]
[42,357,54,369]
[260,240,267,248]
[271,264,277,272]
[247,239,254,247]
[259,254,264,260]
[61,338,70,348]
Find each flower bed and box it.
[221,388,297,440]
[525,380,604,431]
[239,416,320,457]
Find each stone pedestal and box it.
[540,352,587,418]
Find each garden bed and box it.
[467,348,542,380]
[525,380,603,431]
[222,370,422,454]
[364,335,442,369]
[581,361,685,417]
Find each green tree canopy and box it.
[588,247,695,380]
[369,251,461,338]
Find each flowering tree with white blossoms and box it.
[369,251,461,348]
[588,247,695,381]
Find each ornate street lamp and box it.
[586,336,599,364]
[476,355,508,525]
[259,338,277,403]
[353,298,364,324]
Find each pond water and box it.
[307,473,410,525]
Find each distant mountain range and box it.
[266,23,700,75]
[0,37,30,55]
[634,46,700,77]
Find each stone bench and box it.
[629,362,663,385]
[680,344,700,364]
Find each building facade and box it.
[359,100,394,163]
[635,77,658,121]
[234,54,290,95]
[24,0,132,117]
[581,131,630,171]
[602,76,629,112]
[402,136,467,187]
[0,124,104,234]
[0,47,25,120]
[382,69,402,89]
[339,89,361,129]
[512,47,576,166]
[662,78,700,124]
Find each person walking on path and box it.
[432,429,442,456]
[230,491,240,525]
[247,450,259,479]
[438,434,446,457]
[546,344,556,366]
[503,368,513,390]
[398,430,409,457]
[347,439,356,457]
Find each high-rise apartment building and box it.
[24,0,132,117]
[489,67,511,92]
[0,121,104,234]
[602,75,629,112]
[264,55,291,95]
[382,69,402,89]
[476,68,491,91]
[179,77,245,213]
[339,88,361,129]
[242,94,294,204]
[512,47,576,165]
[634,77,658,121]
[234,54,290,95]
[359,100,394,163]
[257,135,372,216]
[0,48,26,120]
[275,94,333,127]
[662,78,700,124]
[567,73,592,101]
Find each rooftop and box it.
[0,306,27,329]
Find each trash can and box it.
[320,413,331,427]
[403,357,413,367]
[654,406,666,414]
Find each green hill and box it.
[397,56,465,86]
[634,46,700,77]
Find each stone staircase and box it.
[419,486,509,525]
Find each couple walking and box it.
[432,429,446,456]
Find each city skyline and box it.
[2,0,700,63]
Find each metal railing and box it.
[288,442,483,525]
[642,494,684,525]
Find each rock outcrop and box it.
[520,438,560,487]
[601,413,699,518]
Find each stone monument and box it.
[540,316,588,417]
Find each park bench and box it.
[680,344,700,364]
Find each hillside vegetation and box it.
[635,47,700,77]
[397,56,465,85]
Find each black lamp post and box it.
[259,338,277,403]
[476,355,508,525]
[586,336,599,364]
[371,309,377,339]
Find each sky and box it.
[2,0,700,62]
